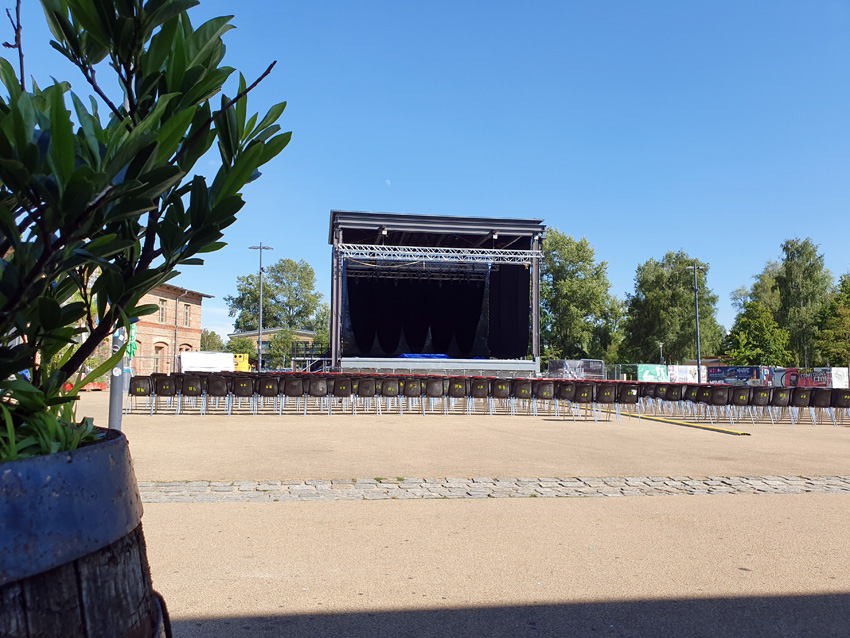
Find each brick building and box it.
[130,284,212,375]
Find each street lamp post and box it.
[659,341,663,365]
[249,243,274,371]
[689,263,706,383]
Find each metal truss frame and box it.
[336,243,542,265]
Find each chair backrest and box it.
[810,388,832,408]
[380,377,399,397]
[232,376,254,397]
[332,377,352,398]
[790,387,812,408]
[574,382,595,404]
[596,382,617,404]
[403,377,422,397]
[308,376,329,397]
[556,381,576,401]
[654,384,668,400]
[684,385,699,402]
[207,375,228,397]
[470,378,489,398]
[770,388,790,407]
[749,387,771,406]
[535,380,555,400]
[129,376,152,397]
[424,377,445,398]
[729,387,750,407]
[665,384,683,402]
[257,376,279,397]
[284,376,304,397]
[512,379,532,400]
[640,384,655,399]
[181,375,203,397]
[618,383,639,405]
[832,388,850,409]
[709,386,730,406]
[448,377,468,398]
[154,376,176,397]
[357,377,377,398]
[491,379,511,399]
[696,386,712,404]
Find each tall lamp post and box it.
[249,243,273,371]
[689,262,706,383]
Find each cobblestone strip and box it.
[138,475,850,503]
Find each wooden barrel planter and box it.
[0,430,167,637]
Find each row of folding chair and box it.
[125,373,850,426]
[126,373,640,419]
[636,383,850,426]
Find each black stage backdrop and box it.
[341,264,529,359]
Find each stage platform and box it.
[339,357,540,377]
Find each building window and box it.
[183,303,191,328]
[158,299,168,323]
[154,343,168,373]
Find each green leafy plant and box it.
[0,0,289,460]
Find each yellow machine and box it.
[233,353,251,372]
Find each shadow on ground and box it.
[170,592,850,637]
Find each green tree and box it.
[225,258,321,331]
[775,238,833,366]
[225,336,256,357]
[541,231,619,361]
[0,0,288,456]
[730,260,781,320]
[200,329,225,351]
[722,301,792,365]
[814,274,850,368]
[621,251,723,364]
[265,328,294,369]
[306,302,331,347]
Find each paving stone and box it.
[138,475,850,503]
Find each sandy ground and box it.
[74,392,850,637]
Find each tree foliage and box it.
[721,301,792,366]
[200,328,224,351]
[814,274,850,368]
[265,327,294,369]
[306,302,330,348]
[225,258,321,331]
[225,336,255,356]
[775,238,832,366]
[730,260,781,320]
[0,0,289,458]
[541,231,620,362]
[621,251,723,364]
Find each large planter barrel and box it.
[0,430,165,637]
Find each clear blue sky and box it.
[17,1,850,340]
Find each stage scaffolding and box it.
[329,210,546,370]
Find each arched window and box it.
[154,342,169,373]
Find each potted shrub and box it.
[0,1,288,634]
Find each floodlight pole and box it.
[250,243,274,371]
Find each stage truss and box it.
[337,243,542,265]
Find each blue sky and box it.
[16,1,850,340]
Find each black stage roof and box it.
[329,210,546,250]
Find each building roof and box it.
[228,327,317,340]
[328,210,546,250]
[155,283,214,299]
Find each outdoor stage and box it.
[328,210,546,375]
